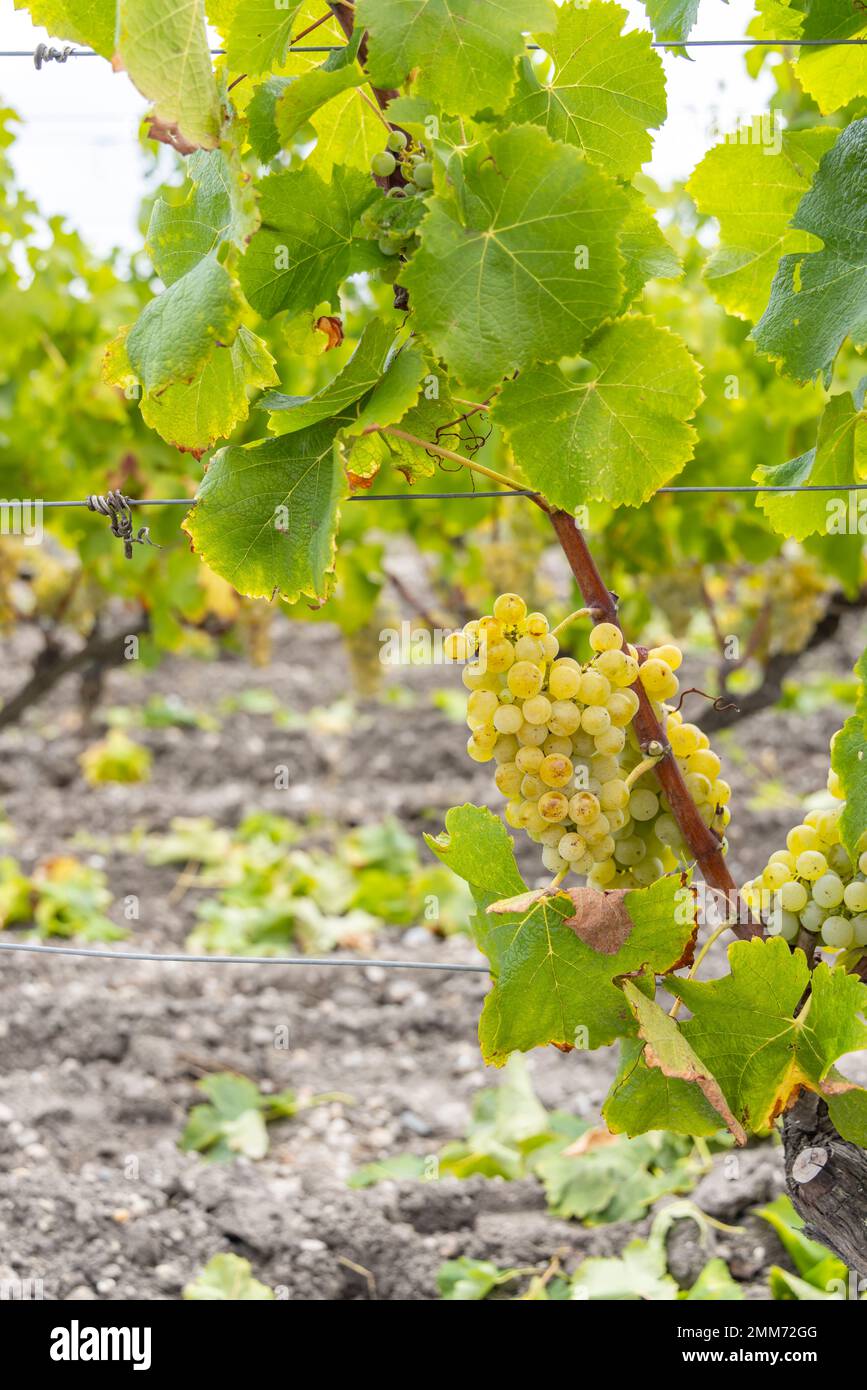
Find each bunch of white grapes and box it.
[742,786,867,951]
[447,592,730,891]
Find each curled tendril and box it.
[429,410,492,468]
[671,686,740,716]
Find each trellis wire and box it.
[0,939,488,972]
[5,38,867,61]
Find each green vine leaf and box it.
[503,0,667,180]
[146,145,259,285]
[13,0,116,57]
[356,0,557,117]
[239,165,383,319]
[224,0,304,76]
[493,315,702,510]
[688,127,838,324]
[618,187,682,312]
[400,124,629,397]
[754,387,867,540]
[184,415,349,603]
[794,0,867,115]
[830,645,867,862]
[276,29,366,148]
[640,0,700,44]
[126,255,244,394]
[752,121,867,383]
[604,1038,730,1141]
[116,0,221,150]
[105,325,278,457]
[426,804,697,1065]
[668,938,867,1135]
[264,318,399,434]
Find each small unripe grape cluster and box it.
[452,593,729,891]
[367,133,434,258]
[742,795,867,951]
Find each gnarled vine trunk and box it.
[783,1092,867,1277]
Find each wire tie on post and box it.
[34,43,73,69]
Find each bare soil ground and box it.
[0,612,862,1300]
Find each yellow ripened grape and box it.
[520,803,547,834]
[548,700,582,737]
[484,640,515,673]
[684,772,712,803]
[581,705,611,736]
[582,813,612,843]
[821,915,854,949]
[796,850,827,881]
[687,749,722,781]
[812,872,844,909]
[543,734,572,757]
[712,779,731,807]
[762,862,792,890]
[591,754,620,784]
[629,789,659,822]
[522,695,553,726]
[538,791,569,823]
[607,808,631,833]
[828,768,844,799]
[570,791,601,825]
[589,622,622,653]
[525,612,548,637]
[542,847,568,874]
[540,826,564,848]
[521,774,545,800]
[507,661,543,699]
[504,800,523,829]
[472,724,498,750]
[614,835,646,866]
[668,721,702,757]
[607,690,640,727]
[639,658,679,700]
[541,634,559,661]
[548,661,581,700]
[493,703,523,734]
[572,731,596,758]
[516,745,544,774]
[595,727,626,759]
[467,736,494,762]
[787,824,820,855]
[494,762,523,797]
[515,635,545,663]
[493,735,519,764]
[444,630,472,661]
[478,616,504,642]
[769,849,797,870]
[827,844,852,876]
[593,649,630,685]
[558,832,588,861]
[493,592,527,626]
[540,754,573,788]
[813,809,842,842]
[579,670,611,706]
[467,689,499,727]
[860,851,867,875]
[588,858,617,888]
[590,835,616,861]
[600,778,630,811]
[648,643,683,671]
[779,879,808,913]
[517,722,548,748]
[462,663,490,691]
[633,856,664,886]
[844,881,867,913]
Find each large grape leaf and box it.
[688,127,838,324]
[503,1,666,180]
[615,981,747,1143]
[753,122,867,383]
[306,83,390,177]
[263,318,399,434]
[276,30,366,147]
[668,939,867,1135]
[604,1038,730,1140]
[224,0,304,76]
[184,416,349,602]
[754,387,867,540]
[400,124,628,397]
[116,0,221,150]
[13,0,116,57]
[426,804,697,1066]
[238,165,382,319]
[125,143,256,393]
[126,255,244,394]
[493,315,702,510]
[796,0,867,115]
[618,187,681,312]
[105,324,277,456]
[356,0,557,117]
[831,646,867,862]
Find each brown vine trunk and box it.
[783,1091,867,1277]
